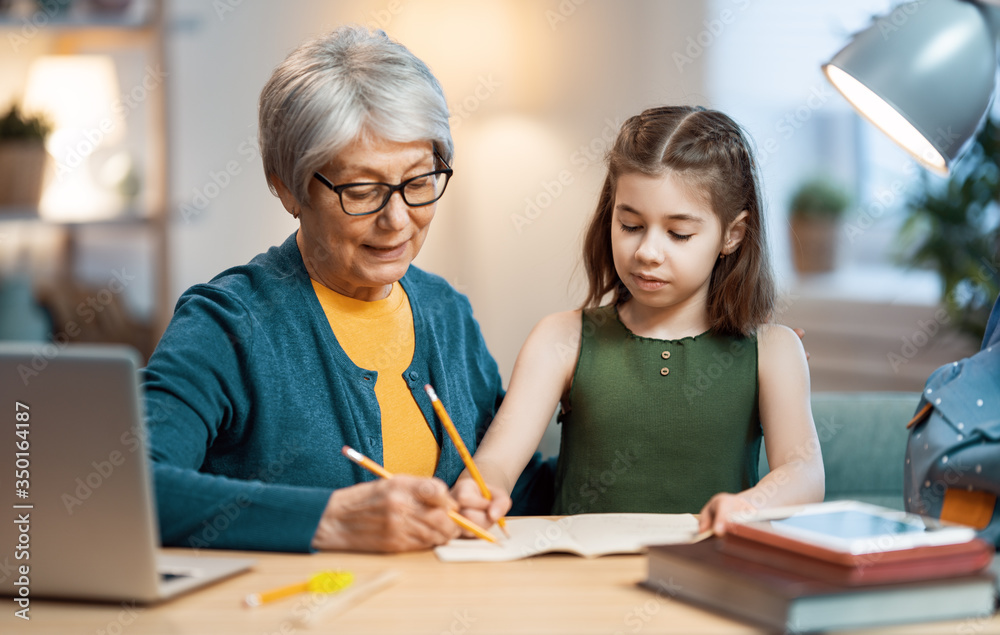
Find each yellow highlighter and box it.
[244,570,353,607]
[424,384,510,538]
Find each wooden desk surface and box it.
[4,546,1000,635]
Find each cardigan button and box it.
[661,351,671,359]
[660,367,670,376]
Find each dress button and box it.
[660,367,670,376]
[661,351,671,359]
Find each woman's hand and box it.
[451,477,512,535]
[311,476,461,552]
[697,492,757,536]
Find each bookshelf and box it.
[0,0,168,361]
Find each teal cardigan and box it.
[144,233,550,552]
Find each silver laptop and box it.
[0,343,254,603]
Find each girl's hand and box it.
[698,492,757,536]
[451,477,512,535]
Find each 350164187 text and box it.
[13,401,31,621]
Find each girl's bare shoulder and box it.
[756,323,808,366]
[534,309,583,336]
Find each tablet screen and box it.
[772,510,926,540]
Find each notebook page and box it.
[434,514,698,562]
[434,518,583,562]
[563,513,698,556]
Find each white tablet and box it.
[726,501,978,565]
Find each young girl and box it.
[455,106,824,535]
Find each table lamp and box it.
[822,0,998,175]
[22,54,124,221]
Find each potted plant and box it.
[898,115,1000,341]
[0,103,52,211]
[788,177,851,273]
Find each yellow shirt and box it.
[311,281,440,476]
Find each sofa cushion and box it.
[758,392,920,510]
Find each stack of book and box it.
[644,502,997,633]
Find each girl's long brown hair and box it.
[581,106,775,337]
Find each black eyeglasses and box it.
[313,151,454,216]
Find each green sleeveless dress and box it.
[552,306,761,515]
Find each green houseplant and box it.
[0,104,52,211]
[898,115,1000,342]
[788,177,851,273]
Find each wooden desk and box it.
[4,547,999,635]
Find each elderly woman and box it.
[144,26,548,553]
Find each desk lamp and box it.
[823,0,999,175]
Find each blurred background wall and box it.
[0,0,990,409]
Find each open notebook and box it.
[434,513,699,562]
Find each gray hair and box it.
[258,25,453,206]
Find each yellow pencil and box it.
[340,446,499,545]
[424,384,510,538]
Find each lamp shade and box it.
[823,0,996,175]
[21,55,125,221]
[22,54,124,151]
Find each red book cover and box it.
[719,534,994,585]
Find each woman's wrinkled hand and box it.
[311,476,461,552]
